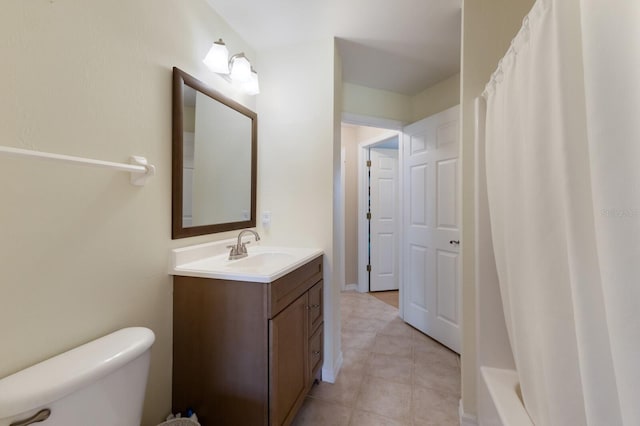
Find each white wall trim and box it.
[344,283,359,292]
[339,146,347,291]
[460,399,479,426]
[322,350,343,384]
[397,131,405,320]
[342,112,405,131]
[357,131,402,294]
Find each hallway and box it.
[371,290,399,309]
[293,291,460,425]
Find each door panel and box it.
[410,164,428,226]
[379,178,395,218]
[410,134,427,154]
[408,244,429,310]
[376,233,394,275]
[436,249,459,325]
[437,121,458,147]
[436,159,458,229]
[402,105,461,353]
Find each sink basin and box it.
[170,240,323,283]
[229,252,297,270]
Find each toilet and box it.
[0,327,155,426]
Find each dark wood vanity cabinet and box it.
[172,256,324,426]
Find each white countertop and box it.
[169,238,323,283]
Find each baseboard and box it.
[460,399,478,426]
[344,283,358,292]
[321,350,343,384]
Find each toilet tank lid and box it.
[0,327,155,419]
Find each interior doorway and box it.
[402,106,461,353]
[341,106,461,354]
[363,139,400,293]
[340,122,402,304]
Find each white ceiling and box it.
[205,0,461,95]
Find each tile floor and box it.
[293,291,461,426]
[370,290,399,309]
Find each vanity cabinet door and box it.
[308,326,323,380]
[269,293,309,426]
[307,281,323,335]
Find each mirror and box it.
[172,67,257,239]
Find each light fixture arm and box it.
[229,52,247,67]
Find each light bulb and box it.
[243,68,260,95]
[229,54,252,83]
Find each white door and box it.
[369,148,399,292]
[402,105,461,353]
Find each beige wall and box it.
[343,82,412,123]
[355,126,394,142]
[342,126,358,286]
[0,1,257,424]
[343,74,460,126]
[255,38,342,380]
[459,0,535,417]
[411,73,461,122]
[332,42,345,372]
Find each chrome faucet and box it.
[227,229,261,260]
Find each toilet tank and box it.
[0,327,155,426]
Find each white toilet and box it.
[0,327,155,426]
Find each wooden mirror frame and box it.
[172,67,257,239]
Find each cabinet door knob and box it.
[449,240,460,246]
[312,351,321,356]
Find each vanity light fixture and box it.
[203,38,260,95]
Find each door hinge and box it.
[366,264,372,272]
[366,212,372,220]
[366,160,372,167]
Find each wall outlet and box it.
[261,211,272,227]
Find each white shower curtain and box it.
[483,0,640,424]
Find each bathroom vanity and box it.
[170,240,324,426]
[170,68,324,424]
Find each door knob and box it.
[449,240,460,245]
